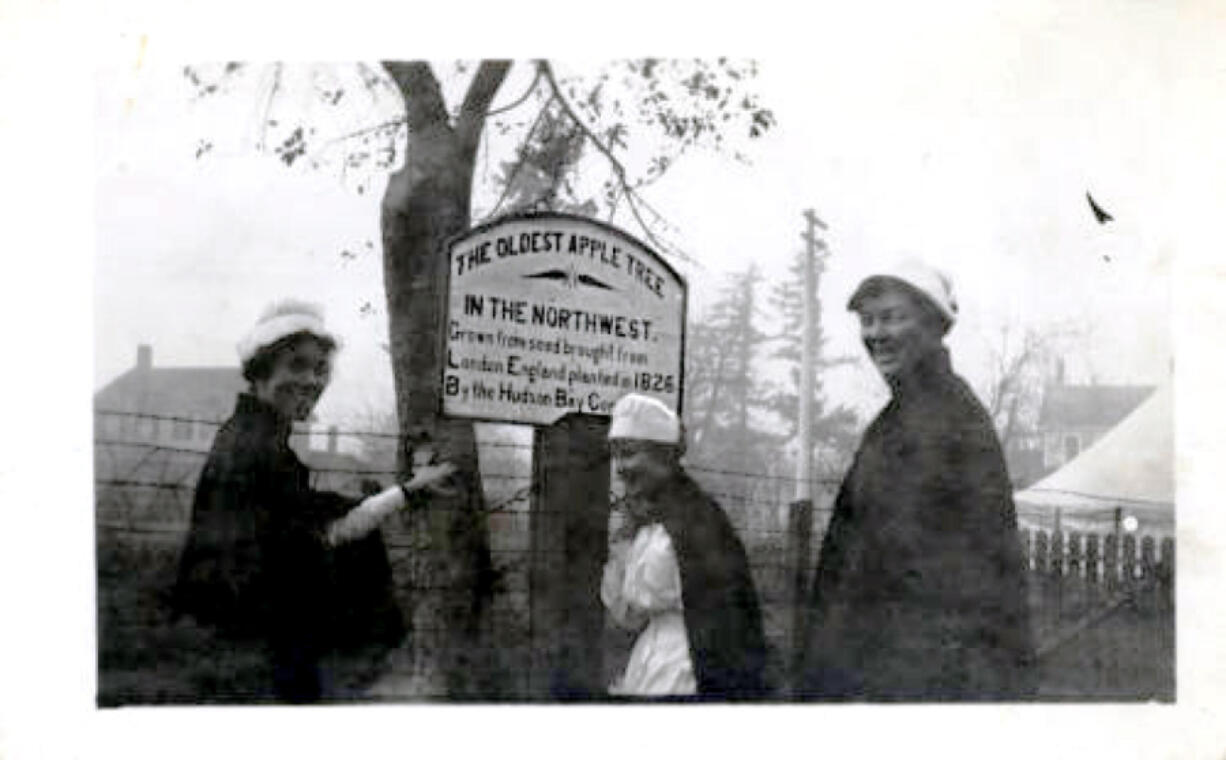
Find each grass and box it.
[98,529,1174,704]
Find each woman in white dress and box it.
[599,394,767,699]
[601,512,697,695]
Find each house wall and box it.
[1043,426,1108,471]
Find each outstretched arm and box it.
[325,462,458,545]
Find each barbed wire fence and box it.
[94,408,1172,702]
[93,408,843,700]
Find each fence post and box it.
[1159,537,1175,611]
[1137,535,1159,618]
[529,413,610,700]
[1104,533,1119,593]
[1068,532,1083,581]
[1159,537,1174,575]
[1068,533,1084,619]
[1034,531,1049,579]
[1051,530,1065,620]
[1085,533,1101,607]
[1033,532,1049,632]
[1140,536,1156,579]
[787,498,814,692]
[1122,534,1138,588]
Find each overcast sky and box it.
[92,9,1191,428]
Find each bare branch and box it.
[305,117,407,163]
[487,65,543,117]
[258,63,283,152]
[606,184,623,222]
[625,187,685,239]
[538,61,696,265]
[620,188,699,265]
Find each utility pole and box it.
[788,209,828,685]
[796,209,828,501]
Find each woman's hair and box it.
[241,331,337,384]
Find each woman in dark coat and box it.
[172,300,448,703]
[795,262,1036,701]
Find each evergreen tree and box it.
[683,265,792,516]
[766,246,858,478]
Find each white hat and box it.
[847,258,958,328]
[608,393,681,444]
[237,299,339,364]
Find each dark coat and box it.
[658,473,768,699]
[172,394,405,701]
[796,348,1036,701]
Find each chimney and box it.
[327,426,338,455]
[137,344,152,372]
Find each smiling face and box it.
[855,284,946,383]
[250,334,334,421]
[611,439,678,521]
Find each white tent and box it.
[1014,384,1173,538]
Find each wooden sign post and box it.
[440,213,687,700]
[528,413,610,698]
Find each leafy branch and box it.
[482,96,557,220]
[538,60,697,265]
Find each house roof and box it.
[1038,384,1155,430]
[94,365,247,421]
[1017,383,1173,536]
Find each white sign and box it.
[442,213,686,426]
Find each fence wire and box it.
[93,408,1173,703]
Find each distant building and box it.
[95,345,246,451]
[1002,434,1045,490]
[1033,360,1155,479]
[1000,361,1156,490]
[94,345,375,509]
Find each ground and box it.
[96,531,1174,704]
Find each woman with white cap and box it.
[172,300,454,703]
[600,393,767,699]
[795,260,1036,701]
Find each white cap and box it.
[608,393,681,444]
[847,258,958,328]
[236,299,339,364]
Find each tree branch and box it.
[305,117,408,164]
[481,97,555,222]
[381,61,450,134]
[456,60,513,156]
[623,188,696,261]
[487,64,542,117]
[258,63,283,152]
[606,183,624,222]
[538,60,696,265]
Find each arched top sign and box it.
[440,213,687,426]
